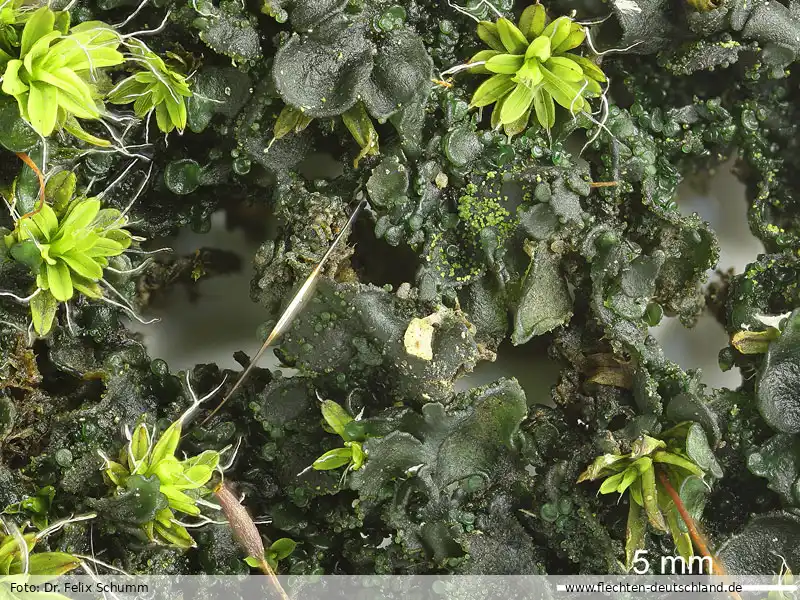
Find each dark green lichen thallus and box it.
[2,0,800,581]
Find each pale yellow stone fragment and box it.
[404,317,436,361]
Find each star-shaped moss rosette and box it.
[0,522,81,579]
[107,39,193,134]
[94,375,230,549]
[3,171,134,336]
[309,399,368,476]
[467,4,606,135]
[0,6,123,138]
[99,418,221,549]
[578,422,722,571]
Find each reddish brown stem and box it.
[657,470,714,561]
[657,470,742,600]
[16,152,46,219]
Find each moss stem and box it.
[16,152,46,218]
[656,470,742,600]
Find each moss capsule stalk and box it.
[213,481,289,600]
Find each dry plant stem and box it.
[16,153,46,219]
[214,481,290,600]
[200,199,367,426]
[590,181,619,188]
[656,470,742,600]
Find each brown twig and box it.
[16,153,46,219]
[657,470,742,600]
[590,181,619,188]
[214,481,290,600]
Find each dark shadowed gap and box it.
[297,152,345,181]
[128,210,286,372]
[129,163,757,398]
[350,214,420,288]
[455,336,562,406]
[651,158,764,390]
